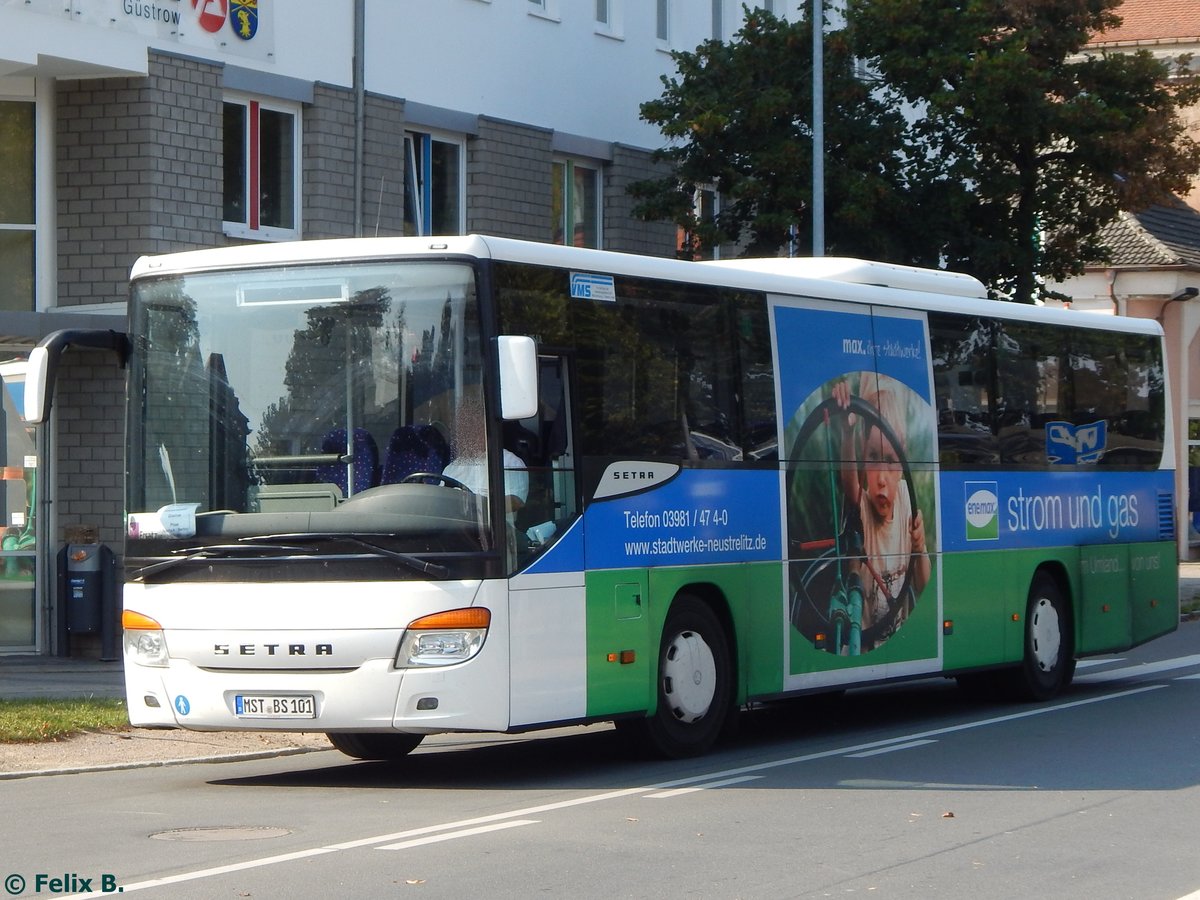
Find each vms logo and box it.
[965,482,1000,541]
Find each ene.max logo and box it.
[964,482,1000,541]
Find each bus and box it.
[27,235,1179,760]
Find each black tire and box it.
[624,595,734,759]
[1010,573,1076,701]
[327,732,423,760]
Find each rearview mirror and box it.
[497,335,538,421]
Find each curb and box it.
[0,745,329,781]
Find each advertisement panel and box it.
[773,299,942,681]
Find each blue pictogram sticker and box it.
[174,695,191,716]
[1046,420,1107,464]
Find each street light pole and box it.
[812,0,825,257]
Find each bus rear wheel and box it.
[624,595,734,759]
[327,732,423,760]
[1012,573,1076,701]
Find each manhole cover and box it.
[149,826,292,842]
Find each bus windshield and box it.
[126,261,494,569]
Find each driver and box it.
[441,388,528,515]
[442,448,528,514]
[833,378,930,645]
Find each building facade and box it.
[0,0,789,655]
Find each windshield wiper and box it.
[130,543,312,580]
[238,533,449,578]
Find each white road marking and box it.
[846,739,938,758]
[644,775,763,798]
[1076,658,1124,668]
[66,681,1166,897]
[375,820,539,850]
[1074,653,1200,683]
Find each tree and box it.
[847,0,1200,301]
[634,1,1200,303]
[631,9,935,262]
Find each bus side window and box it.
[929,312,1000,467]
[995,321,1053,466]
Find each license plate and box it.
[234,694,315,719]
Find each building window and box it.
[0,101,35,313]
[595,0,622,36]
[223,95,300,241]
[551,160,601,249]
[656,0,670,43]
[404,132,464,236]
[678,186,719,260]
[528,0,559,19]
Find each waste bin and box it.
[66,542,102,634]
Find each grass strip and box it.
[0,698,129,743]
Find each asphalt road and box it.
[4,622,1200,899]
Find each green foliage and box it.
[634,1,1200,302]
[0,698,129,743]
[632,9,931,262]
[849,0,1200,301]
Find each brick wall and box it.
[303,86,406,239]
[54,350,127,551]
[467,118,554,241]
[56,52,224,309]
[303,84,356,238]
[362,93,406,237]
[603,144,678,257]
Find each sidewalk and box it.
[0,655,123,700]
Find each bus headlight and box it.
[122,609,168,667]
[396,608,490,668]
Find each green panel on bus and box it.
[1129,541,1178,645]
[1078,544,1133,654]
[744,562,786,697]
[584,568,652,717]
[940,551,1008,670]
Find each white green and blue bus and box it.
[29,235,1178,759]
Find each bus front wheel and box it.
[625,595,733,759]
[327,732,423,760]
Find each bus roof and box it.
[699,256,988,299]
[129,235,1163,338]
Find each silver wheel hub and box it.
[661,629,717,724]
[1030,596,1061,672]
